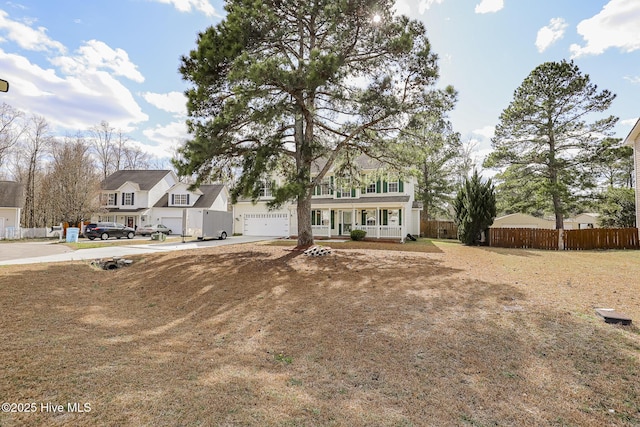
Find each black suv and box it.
[84,222,136,240]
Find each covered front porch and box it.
[311,207,405,241]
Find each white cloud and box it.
[0,48,148,131]
[393,0,411,16]
[535,18,568,53]
[624,75,640,84]
[418,0,444,14]
[149,0,218,17]
[475,0,504,14]
[472,125,495,140]
[621,118,639,127]
[142,120,189,154]
[51,40,144,83]
[570,0,640,58]
[142,91,187,116]
[0,9,65,53]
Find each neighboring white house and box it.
[492,212,599,230]
[0,181,23,239]
[151,182,229,237]
[233,156,422,241]
[623,117,640,233]
[94,170,229,235]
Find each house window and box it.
[366,182,377,193]
[311,210,322,226]
[259,181,272,198]
[172,194,189,205]
[340,188,352,198]
[314,178,331,196]
[101,193,117,206]
[388,179,399,193]
[122,192,134,206]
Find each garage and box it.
[160,217,183,235]
[243,213,290,237]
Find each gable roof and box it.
[153,184,226,208]
[101,170,173,191]
[0,181,23,208]
[310,154,385,175]
[623,118,640,147]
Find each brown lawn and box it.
[0,240,639,426]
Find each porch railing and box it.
[312,225,331,237]
[352,225,403,239]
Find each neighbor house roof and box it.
[0,181,24,208]
[101,170,173,191]
[153,184,226,208]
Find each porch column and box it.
[376,207,380,239]
[327,209,331,238]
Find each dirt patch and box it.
[1,241,639,426]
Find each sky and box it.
[0,0,639,170]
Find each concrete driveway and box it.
[0,236,279,266]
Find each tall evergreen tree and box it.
[399,108,461,221]
[598,187,636,228]
[175,0,452,247]
[453,170,496,245]
[484,60,617,229]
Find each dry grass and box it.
[0,240,639,426]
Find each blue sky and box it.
[0,0,639,169]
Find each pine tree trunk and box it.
[296,189,314,248]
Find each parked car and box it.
[84,222,135,240]
[136,224,172,236]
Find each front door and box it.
[126,216,134,228]
[341,211,352,235]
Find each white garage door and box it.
[244,213,289,237]
[160,217,182,235]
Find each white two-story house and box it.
[95,170,229,236]
[233,156,422,241]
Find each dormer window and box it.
[259,181,272,198]
[172,194,190,205]
[122,192,134,206]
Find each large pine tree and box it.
[175,0,452,247]
[484,60,617,229]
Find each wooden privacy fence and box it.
[564,228,639,250]
[489,227,640,250]
[489,228,560,250]
[421,220,458,239]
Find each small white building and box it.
[0,181,23,239]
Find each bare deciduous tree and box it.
[20,115,53,228]
[41,134,102,225]
[0,103,26,177]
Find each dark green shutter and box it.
[399,209,402,226]
[383,210,388,226]
[131,193,134,205]
[376,179,381,193]
[399,180,404,192]
[330,176,334,195]
[171,194,174,205]
[361,211,367,225]
[122,193,125,205]
[382,181,388,193]
[330,210,335,229]
[351,188,356,198]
